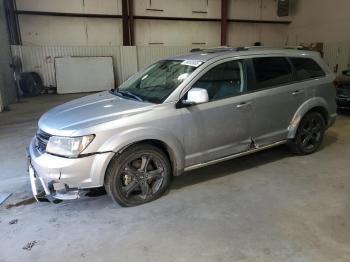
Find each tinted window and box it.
[290,57,325,81]
[252,57,293,90]
[192,60,244,101]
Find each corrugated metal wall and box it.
[11,43,350,90]
[137,46,192,69]
[11,45,192,88]
[323,43,350,73]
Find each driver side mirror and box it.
[182,88,209,106]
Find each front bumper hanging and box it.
[27,148,80,202]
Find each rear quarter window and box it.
[289,57,326,81]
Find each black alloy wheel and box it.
[105,144,171,206]
[289,111,326,155]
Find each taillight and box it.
[333,80,339,88]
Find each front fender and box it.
[287,97,329,139]
[98,126,185,175]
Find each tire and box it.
[104,143,172,207]
[19,72,43,97]
[288,111,326,155]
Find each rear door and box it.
[247,56,307,146]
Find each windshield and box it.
[116,60,201,104]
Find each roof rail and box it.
[190,48,202,52]
[236,46,248,51]
[189,46,267,53]
[284,46,311,50]
[190,46,252,53]
[190,47,236,53]
[243,46,266,50]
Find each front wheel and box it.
[288,111,326,155]
[104,144,172,207]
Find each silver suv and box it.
[27,47,337,206]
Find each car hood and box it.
[39,91,155,134]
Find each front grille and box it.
[35,130,52,153]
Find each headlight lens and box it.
[46,135,95,157]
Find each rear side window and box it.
[252,57,293,90]
[289,57,325,81]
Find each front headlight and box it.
[46,135,95,157]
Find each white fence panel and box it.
[55,57,115,94]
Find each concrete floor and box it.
[1,94,350,262]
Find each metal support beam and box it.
[14,10,291,24]
[128,0,134,46]
[15,10,122,19]
[122,0,130,46]
[4,0,21,45]
[221,0,228,46]
[134,15,220,22]
[228,18,290,24]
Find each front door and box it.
[180,59,253,166]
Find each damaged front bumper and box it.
[27,148,80,202]
[26,137,114,202]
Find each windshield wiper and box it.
[110,89,143,102]
[118,90,143,102]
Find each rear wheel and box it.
[104,144,172,207]
[288,111,326,155]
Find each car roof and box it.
[167,47,321,63]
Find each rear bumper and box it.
[26,137,114,201]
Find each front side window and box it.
[252,57,293,90]
[290,57,325,81]
[117,60,200,104]
[192,60,245,101]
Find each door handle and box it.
[236,101,251,108]
[292,90,304,96]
